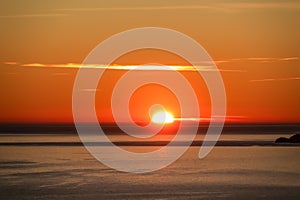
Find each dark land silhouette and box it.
[275,134,300,143]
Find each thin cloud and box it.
[22,63,46,67]
[250,77,300,83]
[223,57,300,63]
[220,2,300,10]
[174,115,246,122]
[279,57,299,61]
[192,57,299,65]
[4,59,298,72]
[16,62,244,72]
[244,58,276,61]
[4,61,18,65]
[57,5,214,12]
[0,13,68,18]
[2,2,299,19]
[57,2,300,12]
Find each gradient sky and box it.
[0,0,299,123]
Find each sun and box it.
[151,111,174,124]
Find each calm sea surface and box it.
[0,134,299,199]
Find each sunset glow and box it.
[0,1,299,124]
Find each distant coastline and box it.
[0,123,299,135]
[0,140,299,147]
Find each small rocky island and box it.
[275,134,300,143]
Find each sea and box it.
[0,123,299,199]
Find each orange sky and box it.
[0,1,299,123]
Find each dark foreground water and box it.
[0,134,300,199]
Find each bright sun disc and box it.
[151,111,174,124]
